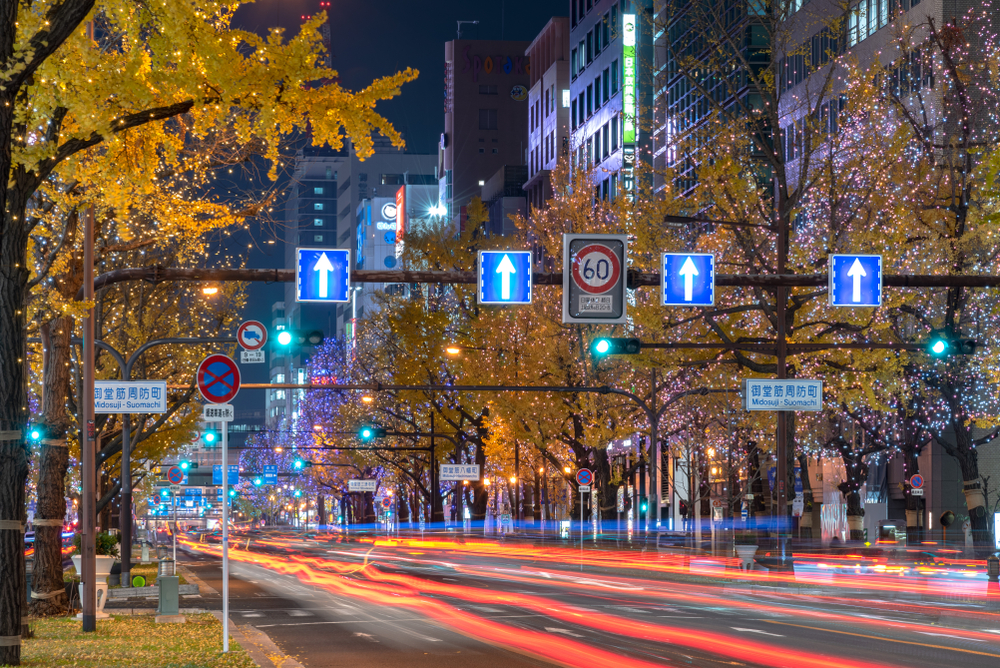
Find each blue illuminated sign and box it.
[212,465,239,486]
[295,248,350,303]
[263,464,278,485]
[478,251,532,305]
[829,254,882,307]
[662,253,715,306]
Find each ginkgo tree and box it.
[0,1,415,660]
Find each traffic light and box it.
[228,488,238,498]
[276,330,324,347]
[293,458,313,470]
[293,489,302,498]
[202,429,219,446]
[927,331,978,357]
[27,426,43,442]
[358,426,387,442]
[590,337,641,356]
[253,477,263,486]
[640,496,648,513]
[179,460,199,471]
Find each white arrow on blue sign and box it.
[296,248,350,303]
[478,250,532,304]
[828,254,882,307]
[262,464,278,485]
[662,253,715,306]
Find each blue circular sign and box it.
[576,468,593,486]
[384,256,397,268]
[909,474,924,489]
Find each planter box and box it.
[108,584,199,599]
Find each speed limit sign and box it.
[563,234,628,323]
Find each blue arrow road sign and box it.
[263,464,278,485]
[478,251,532,304]
[829,254,882,307]
[662,253,715,306]
[296,248,350,303]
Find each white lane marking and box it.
[731,627,784,637]
[241,612,264,617]
[917,632,986,642]
[353,632,378,642]
[288,610,314,617]
[392,625,442,642]
[255,614,540,629]
[545,627,585,638]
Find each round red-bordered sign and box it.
[237,320,267,351]
[576,468,593,486]
[909,474,924,489]
[166,466,183,485]
[571,244,622,295]
[197,354,241,404]
[381,497,393,509]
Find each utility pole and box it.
[80,206,97,633]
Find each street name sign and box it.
[296,248,350,303]
[237,320,267,351]
[562,234,628,324]
[478,251,532,304]
[662,253,715,306]
[94,380,167,414]
[212,465,239,486]
[197,354,241,404]
[829,254,882,307]
[202,403,235,422]
[348,479,378,492]
[440,464,481,481]
[742,379,823,411]
[263,465,278,485]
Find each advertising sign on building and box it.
[395,186,407,241]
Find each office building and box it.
[524,17,571,212]
[441,38,531,230]
[569,0,653,201]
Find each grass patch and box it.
[8,613,256,668]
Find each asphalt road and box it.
[171,532,1000,668]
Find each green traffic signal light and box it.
[28,427,42,442]
[202,430,218,445]
[590,337,641,356]
[929,338,948,356]
[253,478,262,486]
[179,461,189,471]
[640,497,648,513]
[277,330,293,346]
[358,426,386,442]
[293,489,302,498]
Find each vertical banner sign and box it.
[562,234,628,324]
[621,14,637,198]
[395,185,407,242]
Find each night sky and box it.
[221,0,567,402]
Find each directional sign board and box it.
[166,466,184,485]
[348,479,378,493]
[478,251,532,304]
[743,379,823,411]
[662,253,715,306]
[237,320,267,351]
[563,234,628,324]
[829,254,882,307]
[212,465,239,486]
[440,464,481,481]
[197,354,241,404]
[576,468,594,487]
[94,380,168,414]
[263,465,278,486]
[296,248,350,303]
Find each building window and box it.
[492,148,498,154]
[586,30,593,64]
[587,84,593,117]
[314,234,324,242]
[544,89,550,117]
[603,68,610,103]
[313,203,323,211]
[578,40,586,73]
[325,167,333,179]
[603,11,610,45]
[612,59,619,92]
[612,117,619,150]
[479,84,498,94]
[479,147,485,153]
[562,89,570,108]
[594,127,602,163]
[595,22,602,54]
[610,173,618,202]
[478,108,498,130]
[314,218,323,226]
[595,76,602,108]
[571,48,578,78]
[313,187,324,195]
[602,121,610,159]
[571,99,578,128]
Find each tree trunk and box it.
[797,454,813,540]
[472,444,488,521]
[845,490,865,542]
[953,442,990,556]
[29,318,73,616]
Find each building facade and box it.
[524,17,571,212]
[441,39,531,230]
[569,0,653,201]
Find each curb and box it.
[108,584,199,599]
[211,611,305,668]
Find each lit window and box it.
[562,89,571,107]
[313,187,324,195]
[314,203,323,211]
[313,218,323,226]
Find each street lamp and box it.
[445,345,462,356]
[202,284,220,296]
